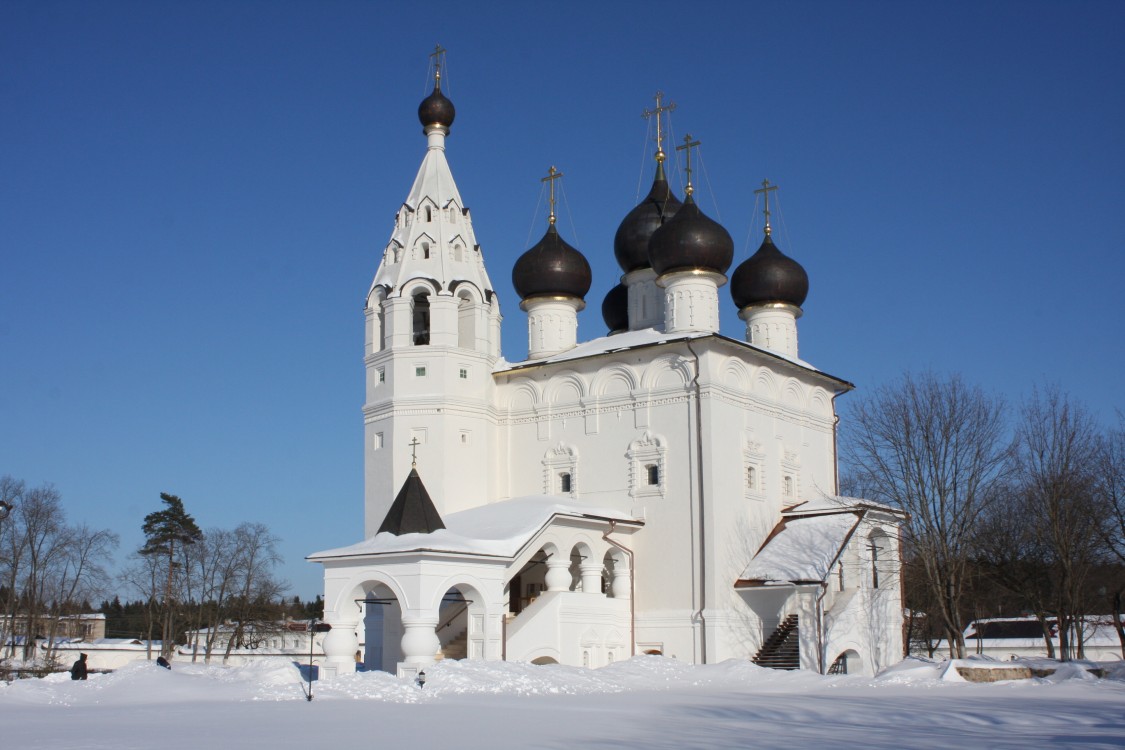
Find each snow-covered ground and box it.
[3,656,1124,749]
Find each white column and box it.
[611,561,632,600]
[319,618,358,679]
[739,303,802,358]
[522,296,583,359]
[385,297,414,349]
[579,562,603,594]
[488,305,503,358]
[427,294,458,347]
[624,267,664,331]
[398,614,440,677]
[545,558,572,592]
[659,270,724,334]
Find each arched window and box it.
[454,243,463,262]
[412,291,431,346]
[422,241,430,259]
[747,466,756,490]
[646,464,660,486]
[560,472,572,493]
[783,475,794,497]
[425,206,432,222]
[868,531,887,589]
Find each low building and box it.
[958,616,1123,662]
[180,621,329,667]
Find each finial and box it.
[409,437,420,468]
[430,44,447,88]
[541,165,564,226]
[754,179,779,236]
[642,91,676,166]
[676,133,700,197]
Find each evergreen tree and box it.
[140,493,202,657]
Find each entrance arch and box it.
[360,582,404,673]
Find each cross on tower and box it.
[541,165,564,225]
[754,179,779,236]
[430,44,447,85]
[408,437,420,468]
[676,134,701,196]
[642,91,676,163]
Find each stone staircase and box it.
[436,628,468,661]
[753,614,800,670]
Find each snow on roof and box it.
[783,495,903,517]
[309,495,637,561]
[495,329,705,371]
[495,328,825,373]
[737,512,859,585]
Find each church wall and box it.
[493,337,844,664]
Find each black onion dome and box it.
[602,283,629,333]
[512,224,593,301]
[418,79,455,129]
[613,165,683,273]
[648,195,734,277]
[730,234,809,309]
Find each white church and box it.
[309,61,904,679]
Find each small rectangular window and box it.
[374,433,384,450]
[415,366,426,377]
[459,368,468,379]
[647,465,660,486]
[378,368,385,383]
[560,472,572,493]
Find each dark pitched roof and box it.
[376,468,446,536]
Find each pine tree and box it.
[140,493,202,657]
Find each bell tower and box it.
[362,50,502,535]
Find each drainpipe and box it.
[830,390,844,495]
[815,582,828,673]
[602,521,636,657]
[685,339,707,664]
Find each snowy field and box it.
[3,656,1124,749]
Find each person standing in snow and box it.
[70,653,88,680]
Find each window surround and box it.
[628,431,667,500]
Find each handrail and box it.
[436,603,469,633]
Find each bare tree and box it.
[973,483,1059,657]
[39,523,118,665]
[0,479,118,665]
[843,372,1011,658]
[187,527,241,662]
[1015,388,1110,660]
[0,476,27,661]
[1094,415,1125,658]
[118,552,164,659]
[222,523,286,662]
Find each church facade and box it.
[309,66,904,679]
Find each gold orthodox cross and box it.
[409,437,420,467]
[754,179,779,235]
[541,166,563,225]
[676,134,701,196]
[642,91,676,162]
[430,44,447,84]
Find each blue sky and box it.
[2,1,1123,599]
